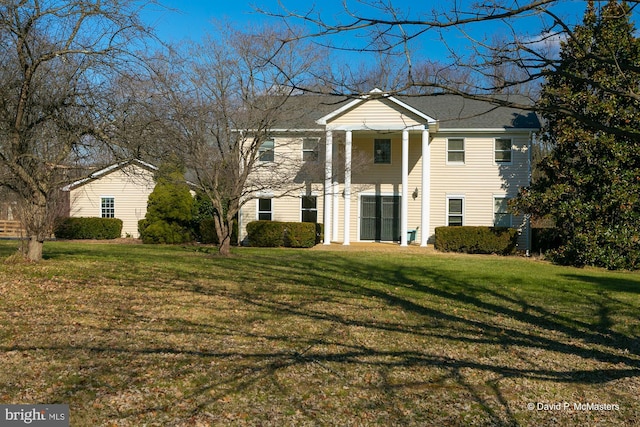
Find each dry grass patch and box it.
[0,241,639,426]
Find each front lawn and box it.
[0,241,638,426]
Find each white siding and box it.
[69,164,155,238]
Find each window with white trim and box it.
[302,138,319,161]
[447,197,464,226]
[258,139,275,162]
[494,138,512,163]
[301,195,317,222]
[257,198,272,220]
[101,197,115,218]
[447,138,465,164]
[374,139,391,164]
[494,197,512,227]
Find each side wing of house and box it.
[67,163,155,238]
[429,130,532,247]
[238,134,326,244]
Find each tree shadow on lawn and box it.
[562,272,640,294]
[153,251,640,425]
[216,252,640,364]
[4,249,639,425]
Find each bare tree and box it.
[150,24,327,256]
[0,0,158,261]
[263,0,640,124]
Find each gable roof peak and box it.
[316,88,436,126]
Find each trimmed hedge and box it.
[246,221,317,248]
[55,217,123,240]
[435,226,518,255]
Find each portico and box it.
[316,90,437,247]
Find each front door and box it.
[360,195,400,241]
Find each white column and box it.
[323,130,333,245]
[420,129,430,246]
[400,130,409,246]
[332,151,339,242]
[343,130,352,245]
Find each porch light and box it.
[412,187,419,200]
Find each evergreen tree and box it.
[139,161,195,244]
[514,1,640,269]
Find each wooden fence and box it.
[0,220,25,238]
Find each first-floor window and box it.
[101,197,115,218]
[301,195,317,222]
[258,198,272,220]
[494,197,512,227]
[447,197,464,226]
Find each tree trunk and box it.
[218,235,231,256]
[214,215,233,257]
[27,236,43,262]
[20,195,49,262]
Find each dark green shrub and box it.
[547,225,640,270]
[55,217,122,240]
[435,226,519,255]
[531,227,562,254]
[139,161,194,244]
[199,218,217,244]
[138,219,192,244]
[246,221,285,247]
[246,221,317,248]
[199,218,238,245]
[283,223,317,248]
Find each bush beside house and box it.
[139,162,195,244]
[54,217,123,240]
[246,221,317,248]
[435,226,519,255]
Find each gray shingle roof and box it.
[274,93,540,130]
[399,94,540,129]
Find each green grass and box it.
[1,240,639,426]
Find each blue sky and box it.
[142,1,591,63]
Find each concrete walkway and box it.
[310,242,436,253]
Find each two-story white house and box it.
[239,89,540,249]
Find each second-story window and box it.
[258,139,275,162]
[302,138,319,161]
[447,138,465,164]
[495,138,512,163]
[374,139,391,164]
